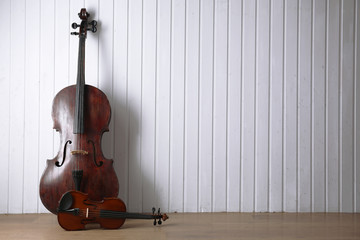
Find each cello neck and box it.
[73,36,86,134]
[72,8,93,134]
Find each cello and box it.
[39,8,119,214]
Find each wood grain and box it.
[0,213,359,240]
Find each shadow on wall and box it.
[95,14,157,214]
[102,91,157,214]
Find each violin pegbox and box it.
[152,207,169,226]
[71,8,97,37]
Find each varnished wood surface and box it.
[0,213,359,240]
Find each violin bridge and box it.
[86,208,89,218]
[71,150,89,155]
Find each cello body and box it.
[39,9,119,214]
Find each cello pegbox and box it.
[78,8,89,20]
[71,8,97,37]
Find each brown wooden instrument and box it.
[57,191,168,231]
[39,8,119,214]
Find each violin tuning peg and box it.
[153,219,157,226]
[157,208,162,225]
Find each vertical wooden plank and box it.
[141,0,157,212]
[23,0,41,213]
[69,1,84,87]
[156,0,171,211]
[269,0,284,212]
[184,0,200,213]
[113,0,129,203]
[169,0,185,212]
[198,0,214,212]
[213,0,228,212]
[356,0,360,213]
[298,0,312,212]
[38,0,55,213]
[98,0,114,165]
[86,0,100,87]
[227,0,241,212]
[127,0,143,212]
[313,0,326,212]
[53,0,70,176]
[255,0,270,212]
[0,0,11,214]
[341,0,355,213]
[284,0,298,212]
[54,0,70,93]
[326,0,340,212]
[8,0,26,213]
[242,0,256,212]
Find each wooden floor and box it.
[0,213,359,239]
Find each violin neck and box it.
[73,36,86,134]
[100,210,156,220]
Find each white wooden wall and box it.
[0,0,359,214]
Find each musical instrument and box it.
[57,191,169,230]
[39,8,119,214]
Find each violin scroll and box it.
[152,207,169,225]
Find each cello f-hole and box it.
[56,140,72,167]
[87,139,103,167]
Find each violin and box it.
[57,191,169,230]
[39,8,119,214]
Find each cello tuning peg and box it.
[90,26,97,33]
[87,20,97,33]
[89,20,97,27]
[71,32,79,35]
[72,22,80,29]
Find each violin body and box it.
[58,191,126,230]
[40,85,119,214]
[57,191,168,231]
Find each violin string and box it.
[76,209,158,219]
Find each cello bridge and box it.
[71,150,89,155]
